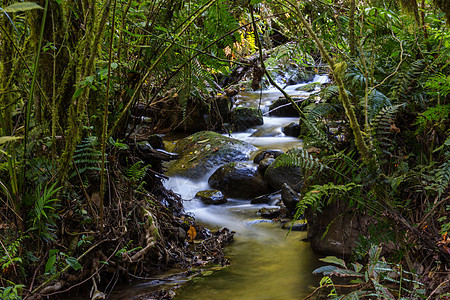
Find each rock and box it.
[195,190,227,205]
[282,122,301,138]
[258,157,275,172]
[231,107,263,132]
[250,192,281,204]
[295,82,322,92]
[208,162,269,199]
[281,219,307,231]
[166,131,257,180]
[258,207,280,219]
[147,134,165,149]
[286,70,315,85]
[306,201,371,257]
[281,183,300,213]
[268,97,305,117]
[253,149,284,164]
[264,154,304,192]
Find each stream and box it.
[110,75,329,299]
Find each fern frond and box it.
[127,161,150,182]
[272,148,326,174]
[390,59,427,103]
[370,104,403,155]
[293,182,360,219]
[361,89,391,123]
[70,136,102,179]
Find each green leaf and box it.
[320,256,347,268]
[65,257,82,270]
[0,136,22,145]
[313,265,338,275]
[45,254,57,273]
[3,2,44,13]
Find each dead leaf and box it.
[187,226,197,242]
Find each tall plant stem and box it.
[99,0,117,230]
[284,0,373,165]
[109,0,219,137]
[249,5,306,119]
[23,0,49,197]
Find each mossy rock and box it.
[231,107,263,132]
[295,82,322,92]
[195,190,227,205]
[166,131,257,180]
[208,162,269,199]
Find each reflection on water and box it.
[165,174,321,300]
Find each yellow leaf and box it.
[187,226,197,242]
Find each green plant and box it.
[0,283,24,300]
[70,136,102,179]
[312,244,426,299]
[27,183,61,244]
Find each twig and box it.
[426,279,450,300]
[417,195,450,229]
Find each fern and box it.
[361,89,391,123]
[429,155,450,199]
[70,136,102,179]
[318,84,339,101]
[272,148,326,174]
[127,161,150,182]
[371,104,403,156]
[413,104,450,134]
[293,182,360,219]
[390,59,427,103]
[425,73,450,98]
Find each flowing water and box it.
[162,76,329,299]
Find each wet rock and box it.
[231,107,263,132]
[250,125,282,137]
[268,97,305,117]
[195,190,227,205]
[306,201,371,257]
[148,134,165,149]
[210,95,233,125]
[295,82,322,92]
[208,162,269,199]
[250,192,281,204]
[286,69,315,85]
[281,219,307,231]
[281,183,301,213]
[166,131,257,180]
[253,149,284,164]
[258,157,275,172]
[264,154,304,192]
[258,207,280,219]
[282,122,301,138]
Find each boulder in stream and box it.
[306,201,371,257]
[252,149,285,164]
[166,131,257,180]
[208,162,269,199]
[195,189,227,205]
[281,183,301,213]
[282,122,301,138]
[264,154,304,192]
[268,97,305,117]
[231,107,263,132]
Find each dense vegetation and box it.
[0,0,448,298]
